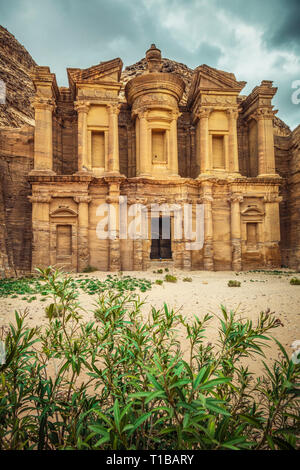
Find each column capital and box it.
[171,110,182,120]
[74,101,90,113]
[263,194,282,203]
[134,107,148,119]
[250,107,276,121]
[31,97,56,112]
[73,195,92,204]
[28,194,52,204]
[226,108,239,120]
[107,103,121,115]
[196,107,212,119]
[229,193,243,204]
[201,195,214,204]
[106,195,120,204]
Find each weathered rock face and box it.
[286,125,300,270]
[0,26,36,276]
[0,26,36,128]
[0,127,34,277]
[273,116,291,137]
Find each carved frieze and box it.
[201,95,236,106]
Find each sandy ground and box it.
[0,268,300,376]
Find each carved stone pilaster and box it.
[74,101,91,174]
[201,183,214,270]
[30,97,56,176]
[74,195,91,272]
[250,108,278,177]
[28,193,52,270]
[229,193,243,271]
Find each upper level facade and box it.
[29,44,280,182]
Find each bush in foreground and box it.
[0,267,299,450]
[165,274,177,283]
[228,280,241,287]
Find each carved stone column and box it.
[142,204,151,270]
[28,194,52,270]
[251,108,278,177]
[74,101,90,173]
[229,193,243,271]
[169,111,181,176]
[256,109,267,177]
[172,203,184,268]
[137,109,151,176]
[182,200,192,270]
[263,193,282,266]
[30,99,56,175]
[74,195,91,272]
[197,108,211,176]
[202,182,214,270]
[107,104,121,174]
[106,179,122,271]
[227,108,240,174]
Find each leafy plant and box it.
[183,277,192,282]
[0,267,299,450]
[155,280,163,285]
[290,278,300,285]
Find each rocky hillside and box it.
[273,116,291,137]
[0,25,36,127]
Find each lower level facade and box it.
[29,174,282,272]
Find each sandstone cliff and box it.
[0,25,36,128]
[0,26,35,276]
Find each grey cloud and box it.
[0,0,299,128]
[266,0,300,52]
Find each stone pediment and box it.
[188,64,246,107]
[241,205,264,216]
[67,58,123,87]
[50,207,77,218]
[195,65,246,91]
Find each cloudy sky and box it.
[1,0,299,129]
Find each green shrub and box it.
[155,279,163,285]
[165,274,177,283]
[228,280,241,287]
[183,277,192,282]
[165,268,169,272]
[290,277,300,285]
[0,270,152,299]
[157,269,163,274]
[0,267,298,450]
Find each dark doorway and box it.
[150,216,172,259]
